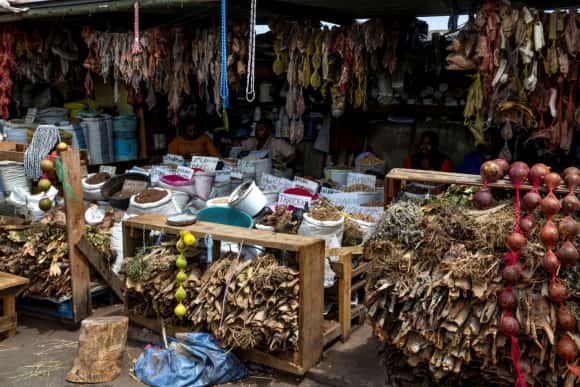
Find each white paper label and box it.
[99,165,117,176]
[163,154,185,166]
[150,166,172,183]
[342,205,384,220]
[293,176,319,194]
[278,193,313,209]
[190,156,219,172]
[215,170,231,182]
[320,187,341,195]
[238,160,255,175]
[261,173,293,192]
[176,166,194,180]
[249,150,268,158]
[230,168,243,180]
[25,108,37,124]
[324,192,362,207]
[346,172,376,188]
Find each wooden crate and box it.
[385,168,580,204]
[0,271,29,338]
[122,213,325,375]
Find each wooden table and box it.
[385,168,579,204]
[0,272,29,338]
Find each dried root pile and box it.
[255,205,300,234]
[127,250,300,353]
[365,200,580,386]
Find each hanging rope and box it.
[220,0,229,109]
[132,1,143,54]
[245,0,257,102]
[24,125,60,181]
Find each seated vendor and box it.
[167,116,221,158]
[403,131,452,172]
[459,127,501,175]
[242,119,296,177]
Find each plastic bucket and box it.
[228,181,267,217]
[197,207,253,228]
[114,138,138,161]
[112,115,138,137]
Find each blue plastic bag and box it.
[135,332,247,387]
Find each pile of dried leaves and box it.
[365,199,580,386]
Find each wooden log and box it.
[62,149,91,322]
[338,254,352,342]
[66,316,129,383]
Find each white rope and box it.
[24,125,61,181]
[245,0,257,102]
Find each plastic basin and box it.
[197,207,253,228]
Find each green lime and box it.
[175,286,187,302]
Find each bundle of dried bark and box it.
[365,200,580,386]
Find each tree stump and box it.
[66,316,129,383]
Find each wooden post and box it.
[338,253,352,342]
[136,106,147,160]
[297,241,325,371]
[62,149,91,322]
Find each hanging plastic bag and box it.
[134,333,247,387]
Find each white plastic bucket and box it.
[228,181,267,217]
[194,171,215,201]
[82,174,109,201]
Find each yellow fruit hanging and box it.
[183,232,195,246]
[174,303,186,319]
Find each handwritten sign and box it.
[163,154,185,166]
[121,179,148,195]
[278,193,313,209]
[25,108,37,124]
[293,176,319,194]
[230,168,243,180]
[149,166,172,184]
[190,156,219,172]
[261,173,293,192]
[176,166,194,180]
[320,187,341,195]
[324,192,363,207]
[342,205,383,220]
[99,165,117,176]
[249,150,269,158]
[346,172,376,188]
[215,170,231,182]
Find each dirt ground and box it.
[0,312,386,387]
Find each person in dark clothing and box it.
[404,131,452,171]
[459,127,502,175]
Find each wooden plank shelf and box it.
[123,213,325,376]
[0,271,29,339]
[385,168,580,204]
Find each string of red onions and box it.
[499,162,529,387]
[473,159,508,209]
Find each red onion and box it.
[558,217,579,240]
[548,280,569,303]
[508,162,529,185]
[502,264,521,283]
[563,167,580,177]
[499,314,520,336]
[520,216,534,234]
[558,241,579,266]
[507,232,526,251]
[562,193,580,215]
[523,191,542,211]
[558,309,578,331]
[498,289,518,309]
[480,160,503,183]
[540,193,561,217]
[472,187,494,209]
[494,158,509,176]
[557,334,578,362]
[543,249,560,274]
[564,173,579,192]
[544,172,562,191]
[529,163,550,187]
[540,220,559,247]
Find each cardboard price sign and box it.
[346,172,376,188]
[261,173,293,192]
[278,193,313,209]
[190,156,219,172]
[293,176,319,194]
[163,154,185,166]
[320,187,341,195]
[150,166,172,183]
[99,165,117,176]
[176,166,194,180]
[324,192,362,207]
[121,179,148,195]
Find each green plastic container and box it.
[197,207,253,228]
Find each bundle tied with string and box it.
[24,125,61,181]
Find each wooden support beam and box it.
[338,254,352,342]
[62,149,91,322]
[76,236,125,301]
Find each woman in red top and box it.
[403,131,452,172]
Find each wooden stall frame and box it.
[0,272,29,338]
[385,168,580,205]
[122,213,325,375]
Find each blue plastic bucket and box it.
[114,137,138,161]
[197,207,253,228]
[112,115,137,139]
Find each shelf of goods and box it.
[385,168,580,204]
[122,213,325,375]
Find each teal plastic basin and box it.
[197,207,253,228]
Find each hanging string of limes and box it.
[174,230,196,319]
[38,142,69,212]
